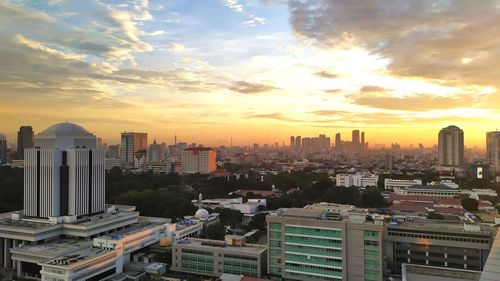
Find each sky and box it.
[0,0,499,148]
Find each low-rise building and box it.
[384,178,423,190]
[393,184,461,198]
[171,235,267,278]
[336,173,379,188]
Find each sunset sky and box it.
[1,0,499,148]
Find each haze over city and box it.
[1,0,500,147]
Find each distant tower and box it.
[290,136,295,149]
[295,136,302,150]
[438,125,464,166]
[17,126,34,159]
[335,133,342,153]
[352,130,360,144]
[0,134,6,164]
[486,131,500,174]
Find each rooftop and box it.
[175,238,267,255]
[406,184,458,190]
[11,239,90,259]
[388,218,494,236]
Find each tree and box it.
[245,213,267,231]
[361,187,385,208]
[461,197,479,211]
[215,208,243,228]
[205,222,226,240]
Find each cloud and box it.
[315,70,337,79]
[224,0,244,13]
[229,81,277,94]
[169,42,185,52]
[359,85,387,93]
[286,0,500,107]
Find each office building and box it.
[352,130,360,145]
[438,125,464,166]
[336,173,379,188]
[290,136,295,149]
[385,218,495,275]
[335,133,342,153]
[148,139,163,162]
[17,126,34,159]
[486,131,500,175]
[120,132,148,169]
[267,207,385,281]
[0,123,171,281]
[24,122,105,218]
[295,136,301,150]
[181,147,216,174]
[171,235,267,278]
[384,178,423,190]
[107,144,120,158]
[0,134,6,164]
[392,184,461,198]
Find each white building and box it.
[181,147,216,174]
[393,184,461,198]
[24,122,105,218]
[336,173,378,187]
[487,131,500,175]
[384,178,423,190]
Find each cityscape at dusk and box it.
[1,1,500,146]
[1,1,500,281]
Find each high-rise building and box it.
[438,125,464,166]
[0,134,7,164]
[17,125,34,159]
[335,133,342,153]
[267,207,384,281]
[295,136,301,150]
[290,136,295,149]
[148,139,163,162]
[352,130,360,144]
[486,131,500,175]
[120,132,148,169]
[181,147,216,174]
[107,144,120,158]
[24,122,105,218]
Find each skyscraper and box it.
[290,136,295,149]
[438,125,464,166]
[486,131,500,175]
[17,125,34,159]
[352,130,360,144]
[295,136,301,150]
[181,147,216,174]
[120,132,148,169]
[24,122,105,218]
[148,139,163,162]
[335,133,342,153]
[0,134,7,164]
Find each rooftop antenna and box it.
[230,137,233,147]
[174,133,177,145]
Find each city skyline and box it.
[1,1,500,147]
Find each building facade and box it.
[384,179,423,190]
[17,126,34,159]
[0,134,6,164]
[24,122,105,218]
[385,218,494,275]
[181,147,216,174]
[171,235,267,278]
[486,131,500,175]
[267,208,384,281]
[438,125,464,166]
[120,132,148,169]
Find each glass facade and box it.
[283,225,343,280]
[363,230,381,281]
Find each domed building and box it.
[194,208,209,219]
[24,122,105,218]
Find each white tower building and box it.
[24,122,105,218]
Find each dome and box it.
[159,236,172,247]
[195,208,209,219]
[39,122,91,136]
